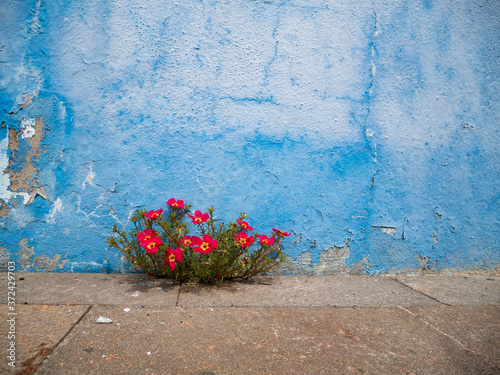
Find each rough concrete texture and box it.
[34,306,499,375]
[1,0,499,275]
[395,275,500,305]
[0,273,178,306]
[406,305,500,368]
[179,276,441,307]
[0,274,499,374]
[0,304,89,375]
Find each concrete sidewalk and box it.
[0,273,499,374]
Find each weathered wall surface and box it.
[1,0,498,274]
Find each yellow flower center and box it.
[201,242,209,251]
[239,238,246,244]
[147,242,155,249]
[195,217,202,223]
[169,253,176,262]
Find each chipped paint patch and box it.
[0,131,12,202]
[5,117,48,204]
[21,118,36,138]
[381,227,396,236]
[82,161,96,188]
[416,253,438,272]
[32,253,69,271]
[273,240,369,275]
[19,238,35,270]
[372,225,397,236]
[0,247,10,271]
[46,197,63,224]
[0,199,9,218]
[18,237,68,271]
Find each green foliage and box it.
[107,203,287,283]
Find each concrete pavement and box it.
[0,273,499,374]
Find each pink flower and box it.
[188,210,209,224]
[257,234,275,245]
[193,234,218,255]
[234,232,254,248]
[140,236,164,254]
[237,219,253,231]
[165,247,183,270]
[144,209,163,220]
[167,198,185,209]
[137,229,156,242]
[272,228,291,237]
[179,235,196,247]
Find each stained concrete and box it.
[0,304,89,375]
[0,273,498,374]
[405,305,500,368]
[34,306,498,375]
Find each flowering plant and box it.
[107,198,288,283]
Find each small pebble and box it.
[486,277,494,281]
[124,308,131,312]
[147,352,151,355]
[96,316,113,324]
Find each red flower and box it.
[234,232,254,248]
[193,234,218,255]
[140,236,163,254]
[144,208,163,220]
[188,210,209,224]
[272,228,291,237]
[237,219,253,231]
[179,235,196,247]
[137,229,156,242]
[257,234,275,245]
[167,198,185,209]
[165,247,183,270]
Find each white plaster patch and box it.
[82,162,96,188]
[21,118,36,138]
[380,226,396,236]
[0,133,12,202]
[20,193,30,205]
[46,197,63,224]
[365,129,374,137]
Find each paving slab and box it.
[404,305,500,368]
[34,306,498,375]
[178,276,441,307]
[0,304,90,375]
[0,273,178,306]
[395,275,500,305]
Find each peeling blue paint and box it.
[0,0,498,274]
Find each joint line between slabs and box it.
[393,278,450,306]
[33,305,93,373]
[397,306,500,371]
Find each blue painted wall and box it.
[1,0,498,273]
